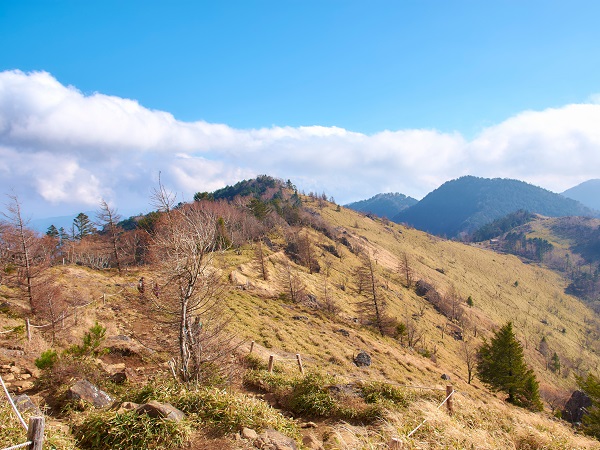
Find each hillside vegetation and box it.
[2,176,600,449]
[345,193,418,219]
[393,176,596,238]
[563,179,600,212]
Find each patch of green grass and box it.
[74,410,190,450]
[129,377,299,438]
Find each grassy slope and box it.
[2,198,600,448]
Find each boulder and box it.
[135,400,185,422]
[241,427,259,440]
[14,394,42,416]
[441,374,451,381]
[562,390,592,423]
[302,433,324,450]
[254,429,298,450]
[67,379,113,408]
[353,351,371,367]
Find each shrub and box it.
[35,349,58,370]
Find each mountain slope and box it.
[393,176,596,238]
[562,179,600,211]
[345,192,418,218]
[3,180,600,449]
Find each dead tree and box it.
[398,251,414,288]
[96,199,124,273]
[356,254,389,336]
[150,185,235,383]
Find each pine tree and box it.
[578,373,600,438]
[73,212,96,240]
[46,224,59,238]
[476,322,543,411]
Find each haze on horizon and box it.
[1,1,600,219]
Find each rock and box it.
[302,433,324,450]
[241,427,259,440]
[67,379,113,408]
[292,315,308,321]
[103,335,148,357]
[14,394,42,416]
[336,329,350,337]
[10,366,21,374]
[12,380,35,392]
[301,421,317,428]
[135,400,185,422]
[255,429,298,450]
[562,390,592,423]
[2,373,15,382]
[353,351,371,367]
[117,401,139,414]
[441,374,451,380]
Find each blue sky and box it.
[1,1,600,219]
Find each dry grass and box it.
[2,199,600,448]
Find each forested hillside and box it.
[345,192,418,218]
[394,176,596,238]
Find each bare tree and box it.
[398,251,414,288]
[150,185,235,383]
[1,195,40,310]
[281,260,307,303]
[461,338,477,384]
[96,199,123,273]
[357,254,390,336]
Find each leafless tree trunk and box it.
[357,254,388,336]
[2,195,37,310]
[150,183,235,383]
[398,251,414,288]
[461,339,477,384]
[96,199,123,273]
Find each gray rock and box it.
[562,390,592,423]
[67,379,113,408]
[302,433,324,450]
[241,427,258,440]
[441,374,451,380]
[135,400,185,422]
[353,350,371,367]
[14,394,42,416]
[255,429,298,450]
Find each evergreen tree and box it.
[46,224,59,238]
[578,373,600,438]
[73,212,96,240]
[477,322,543,411]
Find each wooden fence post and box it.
[27,416,44,450]
[268,355,274,373]
[446,385,453,415]
[296,354,304,374]
[26,318,31,342]
[249,341,255,354]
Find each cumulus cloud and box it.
[0,69,598,218]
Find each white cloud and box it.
[0,69,599,218]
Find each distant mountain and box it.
[393,176,596,238]
[345,193,418,218]
[562,179,600,211]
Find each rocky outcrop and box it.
[67,379,113,408]
[562,390,592,423]
[135,400,185,422]
[353,351,371,367]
